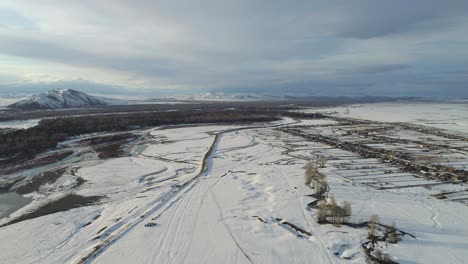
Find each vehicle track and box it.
[71,133,220,264]
[72,120,299,264]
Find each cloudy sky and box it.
[0,0,467,96]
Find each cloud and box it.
[0,0,467,97]
[0,7,35,30]
[0,79,131,96]
[330,0,468,39]
[342,64,410,75]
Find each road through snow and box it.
[85,122,336,264]
[2,117,468,264]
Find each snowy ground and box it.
[303,102,468,135]
[0,111,467,263]
[0,119,40,129]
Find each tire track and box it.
[72,120,299,264]
[71,133,220,264]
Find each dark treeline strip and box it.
[0,95,403,122]
[0,109,278,158]
[0,101,301,121]
[78,133,137,146]
[280,112,328,119]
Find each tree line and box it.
[0,109,278,158]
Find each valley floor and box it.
[1,109,468,263]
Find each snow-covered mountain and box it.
[8,89,120,110]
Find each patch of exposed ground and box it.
[15,168,68,194]
[1,194,104,227]
[0,150,73,175]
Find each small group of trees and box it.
[365,214,402,263]
[304,157,351,225]
[304,157,328,197]
[367,214,402,243]
[385,223,402,244]
[317,197,352,225]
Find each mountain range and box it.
[8,89,120,110]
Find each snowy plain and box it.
[303,102,468,135]
[0,102,467,264]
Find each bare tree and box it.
[386,222,401,244]
[316,169,326,182]
[317,202,328,223]
[372,248,396,264]
[330,197,341,224]
[368,214,380,239]
[305,160,327,191]
[315,197,352,225]
[315,179,328,197]
[304,161,315,187]
[342,201,352,223]
[317,156,327,168]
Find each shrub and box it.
[316,196,352,225]
[304,161,314,187]
[368,214,380,239]
[386,222,401,244]
[317,156,327,168]
[315,178,329,197]
[371,248,397,264]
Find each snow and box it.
[0,119,40,129]
[0,206,103,263]
[92,127,337,264]
[304,102,468,135]
[9,89,123,109]
[0,113,467,263]
[167,92,267,102]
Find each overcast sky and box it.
[0,1,467,96]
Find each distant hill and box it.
[8,89,122,110]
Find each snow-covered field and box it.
[304,102,468,135]
[0,106,468,264]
